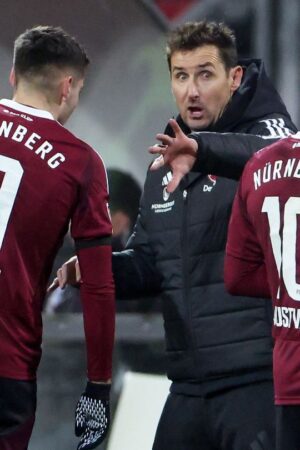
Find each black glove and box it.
[75,382,110,450]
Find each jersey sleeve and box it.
[225,172,271,298]
[71,149,112,242]
[76,244,115,381]
[71,148,115,381]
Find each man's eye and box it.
[175,73,187,81]
[200,71,212,79]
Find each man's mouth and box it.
[187,106,204,119]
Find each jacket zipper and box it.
[181,189,197,363]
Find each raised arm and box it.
[149,114,297,192]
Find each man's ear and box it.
[230,65,243,94]
[60,75,73,102]
[9,67,16,87]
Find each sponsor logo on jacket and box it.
[203,174,217,192]
[151,200,175,213]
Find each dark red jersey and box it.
[0,99,114,381]
[225,132,300,404]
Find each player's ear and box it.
[9,67,16,88]
[61,76,73,102]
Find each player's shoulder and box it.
[253,133,300,164]
[60,125,105,165]
[56,124,90,151]
[241,134,300,181]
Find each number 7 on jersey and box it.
[0,155,24,249]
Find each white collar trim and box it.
[0,99,55,120]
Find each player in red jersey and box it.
[225,132,300,450]
[0,26,115,450]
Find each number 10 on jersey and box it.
[262,196,300,301]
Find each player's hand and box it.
[47,256,81,293]
[149,118,198,193]
[58,255,81,287]
[75,382,110,450]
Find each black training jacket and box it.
[113,59,298,395]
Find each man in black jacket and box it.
[56,21,297,450]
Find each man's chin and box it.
[185,118,209,131]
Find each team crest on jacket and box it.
[203,174,217,192]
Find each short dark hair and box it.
[107,169,141,228]
[166,21,238,72]
[13,25,89,79]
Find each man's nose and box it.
[187,80,200,98]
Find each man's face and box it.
[170,45,242,130]
[58,77,84,125]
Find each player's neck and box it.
[12,94,54,115]
[12,85,59,120]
